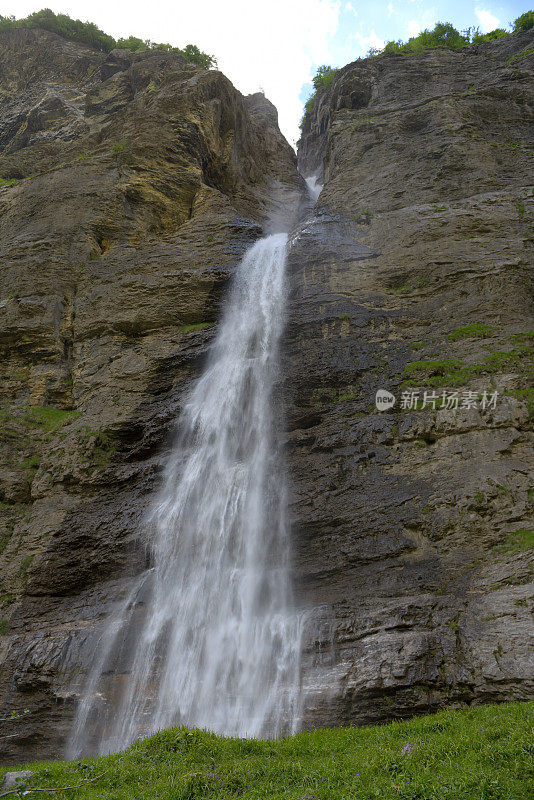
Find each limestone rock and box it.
[290,30,533,728]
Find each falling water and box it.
[68,232,303,756]
[305,174,322,204]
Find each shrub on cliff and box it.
[514,10,534,31]
[115,36,216,67]
[382,13,533,54]
[471,27,509,42]
[180,44,216,69]
[0,8,216,67]
[299,65,338,129]
[312,65,338,91]
[383,22,470,53]
[0,8,115,51]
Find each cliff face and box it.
[0,27,301,761]
[0,26,533,764]
[290,31,533,726]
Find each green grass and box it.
[80,429,117,465]
[494,529,534,554]
[506,48,534,64]
[447,323,495,341]
[28,406,81,432]
[0,177,19,188]
[2,702,533,799]
[402,358,463,382]
[402,340,532,387]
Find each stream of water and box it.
[67,231,303,756]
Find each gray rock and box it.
[1,771,32,789]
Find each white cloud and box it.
[351,29,385,55]
[1,0,342,146]
[387,2,394,16]
[407,20,422,36]
[345,1,357,14]
[475,8,501,32]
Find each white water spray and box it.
[68,232,302,756]
[305,175,322,204]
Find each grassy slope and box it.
[1,702,533,799]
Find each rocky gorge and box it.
[0,24,533,763]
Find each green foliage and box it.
[300,65,338,130]
[115,36,215,67]
[181,44,216,69]
[513,10,534,31]
[403,358,463,380]
[299,97,315,128]
[111,140,128,156]
[447,323,495,341]
[378,14,533,57]
[17,454,40,482]
[112,36,213,65]
[28,406,81,432]
[17,553,33,578]
[507,47,534,63]
[115,35,146,52]
[472,28,509,43]
[0,177,19,187]
[312,64,338,91]
[81,429,117,466]
[403,338,532,387]
[494,529,534,553]
[3,702,533,799]
[383,22,470,54]
[0,9,216,66]
[0,8,115,51]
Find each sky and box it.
[3,0,531,145]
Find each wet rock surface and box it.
[290,30,533,727]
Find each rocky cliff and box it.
[0,27,301,761]
[291,30,533,727]
[0,26,532,763]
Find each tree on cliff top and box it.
[0,8,216,67]
[513,10,534,30]
[381,13,533,54]
[0,8,115,51]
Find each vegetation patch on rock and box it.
[0,9,215,66]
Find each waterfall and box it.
[67,232,303,756]
[305,175,322,204]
